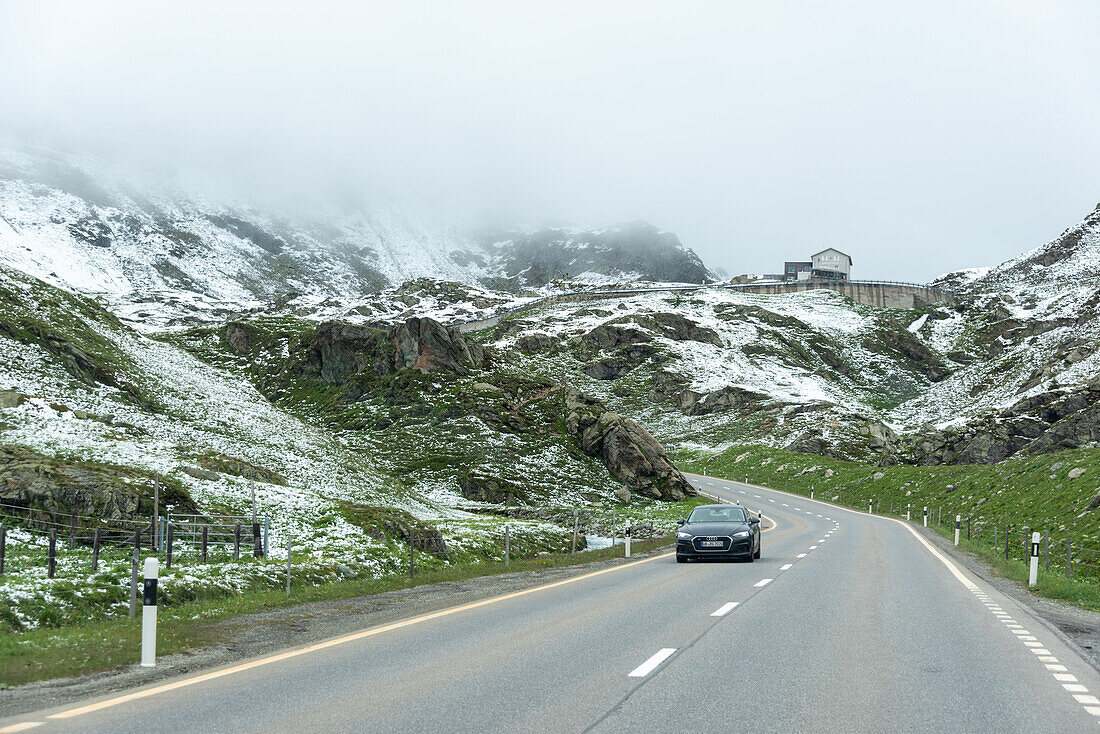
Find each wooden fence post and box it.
[91,527,101,572]
[0,525,6,575]
[252,522,263,558]
[48,529,57,578]
[201,526,209,563]
[234,523,241,560]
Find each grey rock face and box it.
[390,317,486,375]
[677,386,767,416]
[563,388,694,501]
[0,445,197,531]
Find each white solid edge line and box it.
[0,724,44,733]
[754,578,773,587]
[711,602,739,617]
[46,551,674,720]
[629,648,677,677]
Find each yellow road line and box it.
[45,551,671,721]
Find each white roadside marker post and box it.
[923,507,928,527]
[954,515,961,546]
[868,500,873,514]
[810,487,814,499]
[907,503,911,521]
[1029,531,1041,588]
[141,557,159,667]
[625,528,631,558]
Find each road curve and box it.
[3,475,1099,733]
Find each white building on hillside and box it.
[811,248,852,280]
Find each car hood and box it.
[682,522,751,535]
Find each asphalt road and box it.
[4,476,1100,733]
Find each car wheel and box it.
[745,550,754,563]
[676,554,687,563]
[753,541,761,559]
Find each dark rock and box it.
[516,333,556,355]
[563,388,694,501]
[0,390,27,409]
[677,386,767,416]
[582,323,651,351]
[458,473,527,505]
[224,322,252,355]
[196,456,287,485]
[583,344,658,380]
[650,370,688,403]
[390,317,486,375]
[303,322,395,385]
[180,465,221,482]
[0,445,197,532]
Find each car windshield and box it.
[688,506,747,523]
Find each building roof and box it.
[811,248,853,265]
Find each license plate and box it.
[700,540,724,548]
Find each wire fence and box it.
[0,502,269,578]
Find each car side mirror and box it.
[677,518,686,526]
[749,517,760,524]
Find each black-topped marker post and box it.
[141,557,159,667]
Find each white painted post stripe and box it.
[754,578,773,587]
[780,563,792,571]
[711,602,739,617]
[629,648,677,677]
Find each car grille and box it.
[691,535,733,552]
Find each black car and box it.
[675,504,761,562]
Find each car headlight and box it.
[676,531,693,539]
[733,530,750,538]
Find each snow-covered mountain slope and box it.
[0,146,712,322]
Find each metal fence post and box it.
[48,529,57,578]
[1004,526,1009,560]
[1067,538,1072,578]
[0,525,5,575]
[505,524,510,568]
[571,510,578,556]
[286,536,292,597]
[201,526,209,563]
[263,518,270,558]
[234,523,241,560]
[153,475,159,551]
[252,521,263,558]
[92,527,101,572]
[166,524,174,568]
[1045,532,1050,573]
[410,536,415,579]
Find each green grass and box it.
[0,535,676,687]
[680,444,1100,609]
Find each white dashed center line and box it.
[753,578,773,588]
[779,563,792,571]
[797,553,807,558]
[711,602,739,617]
[629,648,677,677]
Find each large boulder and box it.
[303,322,395,384]
[563,388,695,501]
[390,317,486,375]
[458,473,527,505]
[677,386,767,416]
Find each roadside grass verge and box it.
[0,535,675,688]
[679,444,1100,611]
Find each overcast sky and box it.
[1,1,1099,281]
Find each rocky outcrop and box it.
[563,388,694,501]
[584,344,658,380]
[582,323,651,351]
[899,378,1100,465]
[677,386,767,416]
[391,317,486,375]
[458,473,527,505]
[0,445,197,531]
[294,316,485,390]
[863,328,950,382]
